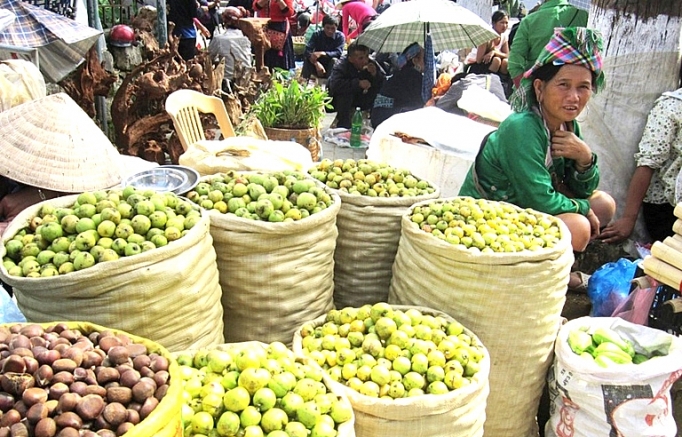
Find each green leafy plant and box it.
[251,80,332,129]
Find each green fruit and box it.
[50,237,71,253]
[191,411,214,435]
[223,386,251,413]
[150,234,168,247]
[239,406,262,428]
[5,240,23,260]
[261,408,288,434]
[111,238,128,255]
[75,204,96,219]
[284,422,308,437]
[252,387,277,412]
[131,215,152,235]
[135,200,156,216]
[124,243,142,257]
[77,192,97,206]
[99,249,119,262]
[73,252,96,271]
[97,220,117,238]
[39,222,63,242]
[164,227,182,241]
[296,193,317,211]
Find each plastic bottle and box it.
[350,107,363,148]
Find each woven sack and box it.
[0,195,225,353]
[0,321,184,437]
[292,305,490,437]
[332,187,440,309]
[206,178,341,345]
[388,197,573,437]
[173,341,356,436]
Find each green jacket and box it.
[459,111,599,216]
[507,0,588,79]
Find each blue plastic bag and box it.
[0,286,26,323]
[587,258,639,317]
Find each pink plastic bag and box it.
[611,277,658,326]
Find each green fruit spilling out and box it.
[299,303,486,400]
[178,342,352,437]
[185,171,335,222]
[2,187,200,277]
[409,196,563,253]
[308,158,436,197]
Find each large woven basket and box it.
[264,126,321,161]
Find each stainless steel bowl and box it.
[124,168,189,193]
[159,165,200,195]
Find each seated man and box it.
[208,7,253,91]
[327,41,386,129]
[301,15,345,81]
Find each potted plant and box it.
[250,77,331,161]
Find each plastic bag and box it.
[0,286,25,323]
[588,258,639,317]
[611,276,657,326]
[546,316,682,437]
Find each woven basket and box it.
[293,35,306,55]
[264,126,321,161]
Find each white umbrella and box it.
[567,0,591,11]
[0,9,15,32]
[357,0,498,53]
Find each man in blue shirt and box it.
[168,0,199,60]
[301,15,345,81]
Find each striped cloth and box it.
[0,0,101,82]
[0,0,95,47]
[421,32,435,103]
[523,27,603,85]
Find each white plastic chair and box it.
[165,89,236,151]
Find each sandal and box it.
[568,271,591,294]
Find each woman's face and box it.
[493,16,509,35]
[412,49,425,72]
[533,64,593,130]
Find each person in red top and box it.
[338,0,377,40]
[254,0,296,70]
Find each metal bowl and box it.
[124,168,189,194]
[159,165,200,195]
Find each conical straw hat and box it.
[0,93,122,192]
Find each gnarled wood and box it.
[58,47,117,119]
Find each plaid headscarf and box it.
[511,27,605,112]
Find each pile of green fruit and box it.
[297,303,486,399]
[409,197,563,253]
[185,171,334,222]
[567,326,665,367]
[2,188,200,277]
[176,342,353,437]
[308,158,436,197]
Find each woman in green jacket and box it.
[459,27,616,289]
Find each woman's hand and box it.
[598,217,636,244]
[482,52,493,64]
[586,208,601,240]
[550,130,592,168]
